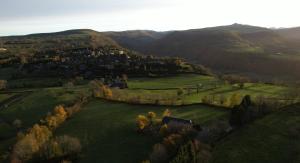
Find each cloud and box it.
[0,0,167,21]
[0,0,299,36]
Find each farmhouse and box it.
[162,116,193,125]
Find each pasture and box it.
[211,104,300,163]
[112,75,290,106]
[56,99,229,163]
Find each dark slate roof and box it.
[162,116,193,125]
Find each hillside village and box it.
[0,46,208,80]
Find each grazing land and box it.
[0,74,297,163]
[111,75,290,106]
[211,104,300,163]
[55,99,229,163]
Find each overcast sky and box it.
[0,0,299,36]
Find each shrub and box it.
[39,135,82,161]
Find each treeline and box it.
[10,94,89,163]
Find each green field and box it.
[0,86,89,161]
[128,74,217,89]
[117,75,290,106]
[211,105,300,163]
[0,74,297,163]
[56,99,229,163]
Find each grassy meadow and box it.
[55,99,229,163]
[0,74,296,162]
[111,74,290,106]
[211,104,300,163]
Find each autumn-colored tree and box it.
[12,134,39,161]
[103,86,113,99]
[46,105,67,129]
[29,124,52,145]
[162,109,171,117]
[54,105,67,122]
[39,135,81,160]
[12,124,52,161]
[136,115,149,130]
[147,112,156,123]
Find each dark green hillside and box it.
[0,29,120,56]
[276,27,300,41]
[105,30,169,52]
[108,24,300,82]
[212,104,300,163]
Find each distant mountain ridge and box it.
[1,24,300,81]
[105,24,300,81]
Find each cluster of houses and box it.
[3,46,190,80]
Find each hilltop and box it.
[106,24,300,82]
[1,24,300,82]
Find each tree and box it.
[46,105,67,129]
[136,115,149,130]
[40,135,81,160]
[162,109,171,117]
[103,86,113,99]
[12,124,52,161]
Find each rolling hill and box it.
[1,24,300,82]
[0,29,121,56]
[106,24,300,82]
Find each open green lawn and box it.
[56,99,229,163]
[117,75,289,106]
[211,104,300,163]
[128,74,217,89]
